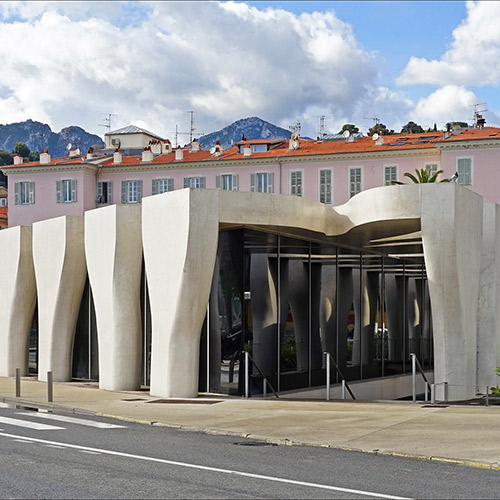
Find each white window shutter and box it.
[233,174,239,191]
[121,181,127,203]
[152,179,158,195]
[200,177,206,188]
[107,181,113,203]
[215,175,221,189]
[250,173,256,192]
[137,180,142,202]
[14,182,21,205]
[71,179,77,202]
[267,173,274,193]
[184,178,190,188]
[56,180,62,203]
[168,178,173,191]
[96,181,103,202]
[29,182,35,204]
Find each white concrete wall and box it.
[142,189,219,398]
[421,184,483,400]
[0,226,36,376]
[85,204,143,390]
[33,216,87,382]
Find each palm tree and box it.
[392,168,450,184]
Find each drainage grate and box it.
[233,441,278,447]
[146,399,223,405]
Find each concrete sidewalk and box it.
[1,376,500,471]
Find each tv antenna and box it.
[471,102,487,128]
[99,113,117,134]
[171,111,204,148]
[318,115,331,138]
[289,120,301,137]
[363,116,380,125]
[35,132,45,152]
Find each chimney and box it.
[142,147,153,162]
[13,155,23,165]
[163,140,172,154]
[243,145,251,156]
[191,139,200,152]
[69,147,80,157]
[375,136,385,146]
[113,149,122,164]
[175,146,184,161]
[289,135,299,150]
[40,149,51,165]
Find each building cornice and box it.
[1,163,99,175]
[435,139,500,151]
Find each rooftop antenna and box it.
[99,113,117,134]
[187,110,195,144]
[318,115,331,138]
[471,102,487,129]
[364,116,380,125]
[289,120,301,138]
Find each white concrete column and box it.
[0,226,36,376]
[85,205,143,391]
[142,189,219,398]
[33,216,87,382]
[421,184,483,400]
[477,203,500,388]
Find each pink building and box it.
[3,124,500,228]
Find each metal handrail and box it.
[410,352,430,403]
[244,351,279,399]
[324,351,355,400]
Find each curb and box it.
[2,395,500,471]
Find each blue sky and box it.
[0,1,498,138]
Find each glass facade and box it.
[201,228,433,396]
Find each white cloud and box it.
[409,85,478,129]
[397,1,500,87]
[0,1,386,139]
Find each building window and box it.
[384,165,398,186]
[424,163,439,175]
[121,180,142,203]
[319,169,332,204]
[250,172,274,193]
[56,179,77,203]
[216,174,239,191]
[14,181,34,205]
[349,167,362,198]
[457,158,472,185]
[152,178,174,194]
[183,177,206,189]
[290,170,303,196]
[0,198,5,207]
[97,181,113,204]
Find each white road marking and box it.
[44,444,67,449]
[0,431,410,500]
[78,450,101,455]
[0,416,65,431]
[17,412,126,429]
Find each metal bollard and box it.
[325,353,331,401]
[47,371,53,403]
[486,386,489,407]
[411,353,416,403]
[431,383,435,404]
[263,378,267,399]
[425,381,429,402]
[15,368,21,398]
[341,379,346,400]
[244,352,249,398]
[443,381,448,402]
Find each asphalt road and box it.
[0,403,499,499]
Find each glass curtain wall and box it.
[203,228,433,396]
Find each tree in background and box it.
[0,150,13,166]
[368,123,394,136]
[13,142,30,158]
[338,124,359,135]
[393,168,449,184]
[446,121,469,131]
[29,151,40,161]
[400,121,424,134]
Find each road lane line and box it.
[17,412,126,429]
[0,416,65,431]
[0,431,410,500]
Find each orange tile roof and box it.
[0,205,7,228]
[435,126,500,142]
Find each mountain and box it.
[0,119,104,158]
[197,117,292,150]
